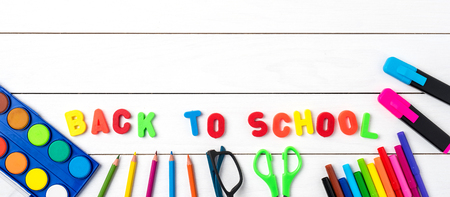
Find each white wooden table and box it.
[1,1,450,196]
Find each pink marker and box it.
[389,155,412,197]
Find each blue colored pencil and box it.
[169,151,175,197]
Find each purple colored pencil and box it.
[146,151,158,197]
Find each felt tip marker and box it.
[397,132,428,197]
[326,164,344,197]
[389,155,411,197]
[322,177,337,197]
[338,178,353,197]
[343,164,362,197]
[377,147,403,197]
[374,157,395,197]
[384,57,450,106]
[395,145,420,197]
[357,158,378,197]
[378,88,450,153]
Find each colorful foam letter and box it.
[65,110,87,136]
[138,112,156,138]
[360,113,378,139]
[184,110,202,136]
[113,109,131,134]
[207,113,225,138]
[91,109,110,135]
[248,112,268,137]
[317,112,335,137]
[273,112,291,138]
[293,109,314,136]
[338,110,358,135]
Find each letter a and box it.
[91,109,110,135]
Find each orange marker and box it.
[187,155,198,197]
[375,157,395,197]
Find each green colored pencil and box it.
[98,155,120,197]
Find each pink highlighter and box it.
[389,155,412,197]
[394,145,420,197]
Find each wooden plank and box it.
[76,154,450,196]
[1,34,450,93]
[1,1,450,33]
[11,93,450,154]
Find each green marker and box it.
[354,171,370,197]
[98,155,120,197]
[357,158,378,197]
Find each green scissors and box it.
[253,146,302,197]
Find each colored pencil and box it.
[187,155,198,197]
[146,151,158,197]
[98,155,119,197]
[170,151,175,197]
[125,152,137,197]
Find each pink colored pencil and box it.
[146,151,158,197]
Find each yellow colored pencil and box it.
[125,152,137,197]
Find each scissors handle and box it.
[282,146,302,197]
[253,149,279,197]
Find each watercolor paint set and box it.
[0,85,98,197]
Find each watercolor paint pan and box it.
[0,86,98,197]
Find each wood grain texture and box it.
[0,35,450,93]
[1,2,450,195]
[1,0,450,33]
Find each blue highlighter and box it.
[397,131,428,197]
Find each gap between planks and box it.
[10,92,424,95]
[89,153,445,156]
[2,32,450,35]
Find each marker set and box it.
[322,132,428,197]
[381,57,450,153]
[0,86,98,197]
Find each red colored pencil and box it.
[146,151,158,197]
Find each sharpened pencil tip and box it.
[170,151,173,155]
[134,152,136,156]
[155,151,157,155]
[187,155,192,165]
[116,155,120,159]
